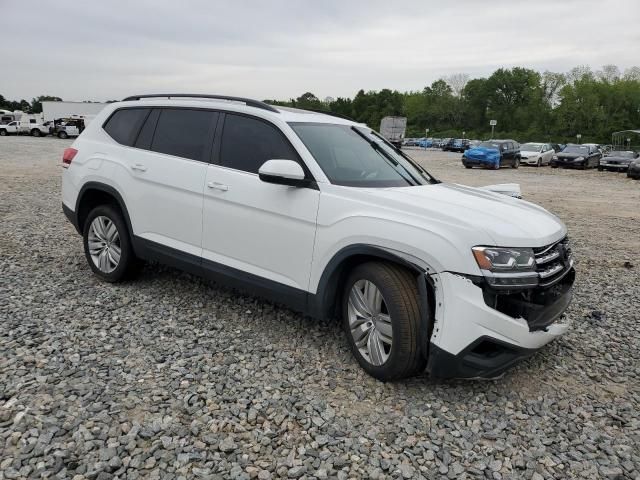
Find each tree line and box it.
[3,65,639,144]
[266,65,640,144]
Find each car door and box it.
[542,144,553,164]
[106,107,218,256]
[202,112,320,293]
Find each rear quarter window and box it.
[103,108,150,146]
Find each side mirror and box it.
[258,159,310,188]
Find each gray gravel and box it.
[1,136,639,479]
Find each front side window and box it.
[104,108,150,147]
[220,114,299,174]
[151,109,217,161]
[290,122,431,187]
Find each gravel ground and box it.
[1,136,639,480]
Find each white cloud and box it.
[2,0,639,101]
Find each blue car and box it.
[462,140,521,169]
[417,138,433,148]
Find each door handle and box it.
[131,163,147,172]
[207,181,228,191]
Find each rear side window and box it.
[151,109,217,161]
[103,108,150,146]
[220,114,299,174]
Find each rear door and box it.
[106,107,217,256]
[542,144,553,164]
[202,113,319,292]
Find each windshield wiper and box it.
[350,126,399,165]
[369,130,441,184]
[350,126,416,186]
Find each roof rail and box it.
[121,94,280,113]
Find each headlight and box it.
[575,156,584,161]
[552,155,558,160]
[472,246,538,289]
[472,247,535,271]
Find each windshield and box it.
[563,145,589,154]
[478,141,501,149]
[608,151,635,158]
[290,122,433,187]
[521,143,543,151]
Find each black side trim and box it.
[75,183,135,243]
[311,244,424,319]
[132,236,310,314]
[428,336,538,379]
[62,203,79,234]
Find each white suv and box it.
[61,94,575,381]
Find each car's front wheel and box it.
[83,205,138,282]
[58,131,68,139]
[342,262,426,381]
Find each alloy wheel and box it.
[347,280,393,366]
[87,216,121,273]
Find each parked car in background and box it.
[417,138,432,148]
[520,143,555,167]
[54,118,86,139]
[0,119,49,137]
[443,138,470,153]
[627,157,640,179]
[550,144,601,169]
[439,138,452,149]
[403,138,421,147]
[462,140,521,169]
[553,144,565,152]
[598,150,638,172]
[379,116,407,148]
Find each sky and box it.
[3,0,639,102]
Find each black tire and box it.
[512,157,520,169]
[0,130,6,136]
[82,204,138,283]
[31,129,41,137]
[597,166,603,172]
[493,160,501,170]
[342,262,426,381]
[58,131,68,139]
[464,165,472,169]
[551,164,558,169]
[537,158,542,167]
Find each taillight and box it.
[62,148,78,168]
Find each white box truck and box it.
[380,116,407,149]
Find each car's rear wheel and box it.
[513,158,520,169]
[31,129,41,137]
[537,158,542,167]
[58,131,68,139]
[464,164,472,169]
[83,205,138,282]
[342,262,426,381]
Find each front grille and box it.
[533,237,573,287]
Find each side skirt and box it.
[131,236,311,315]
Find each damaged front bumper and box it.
[426,267,575,379]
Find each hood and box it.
[363,183,566,248]
[464,147,500,161]
[556,152,585,159]
[520,150,542,157]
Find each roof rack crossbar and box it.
[121,94,280,113]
